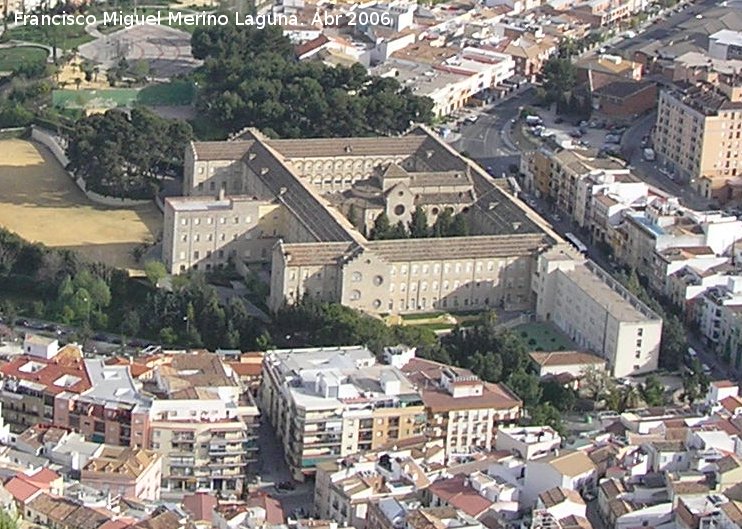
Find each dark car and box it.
[275,480,296,491]
[93,333,108,341]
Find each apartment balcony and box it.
[172,433,196,442]
[170,457,196,467]
[209,444,248,455]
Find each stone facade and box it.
[164,126,556,315]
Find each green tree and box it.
[660,315,685,370]
[580,366,612,400]
[144,260,167,287]
[390,221,409,239]
[640,375,666,406]
[190,25,432,138]
[529,403,566,437]
[0,502,18,529]
[409,206,429,238]
[120,310,141,337]
[542,57,576,106]
[450,214,469,236]
[370,212,392,240]
[507,369,543,408]
[159,326,177,344]
[682,359,710,404]
[0,300,17,330]
[541,379,576,412]
[432,209,453,237]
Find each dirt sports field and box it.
[0,139,162,272]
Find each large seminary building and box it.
[163,126,662,377]
[163,126,557,315]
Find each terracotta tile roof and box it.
[245,492,284,525]
[105,357,152,378]
[4,476,41,503]
[539,487,585,508]
[83,447,160,479]
[544,451,596,477]
[721,396,742,414]
[401,358,522,413]
[132,507,192,529]
[25,468,61,488]
[722,500,742,524]
[295,34,329,58]
[26,493,79,523]
[0,348,91,395]
[713,380,738,388]
[599,478,626,498]
[529,351,606,367]
[191,140,255,161]
[182,492,217,522]
[99,520,134,529]
[427,475,493,517]
[559,515,592,529]
[228,362,262,377]
[717,454,742,474]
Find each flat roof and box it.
[560,263,661,322]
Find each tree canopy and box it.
[67,108,193,199]
[190,25,433,138]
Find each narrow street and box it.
[255,415,315,518]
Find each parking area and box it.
[520,107,634,155]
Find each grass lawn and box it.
[0,47,48,71]
[138,80,196,106]
[403,312,446,321]
[53,88,140,109]
[6,24,94,50]
[514,322,575,352]
[53,81,196,110]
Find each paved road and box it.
[610,0,721,57]
[253,418,315,518]
[453,88,537,175]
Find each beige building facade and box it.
[165,126,557,316]
[533,247,663,377]
[260,346,427,481]
[653,78,742,202]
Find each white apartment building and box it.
[146,353,260,495]
[495,426,561,460]
[374,46,516,117]
[697,276,742,348]
[709,30,742,61]
[533,247,663,377]
[260,346,427,481]
[522,450,597,509]
[315,441,444,528]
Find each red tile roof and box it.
[25,468,61,488]
[721,396,742,414]
[99,519,135,529]
[183,492,217,522]
[228,362,262,377]
[0,348,91,395]
[401,358,522,413]
[4,476,41,503]
[427,475,493,517]
[245,492,284,525]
